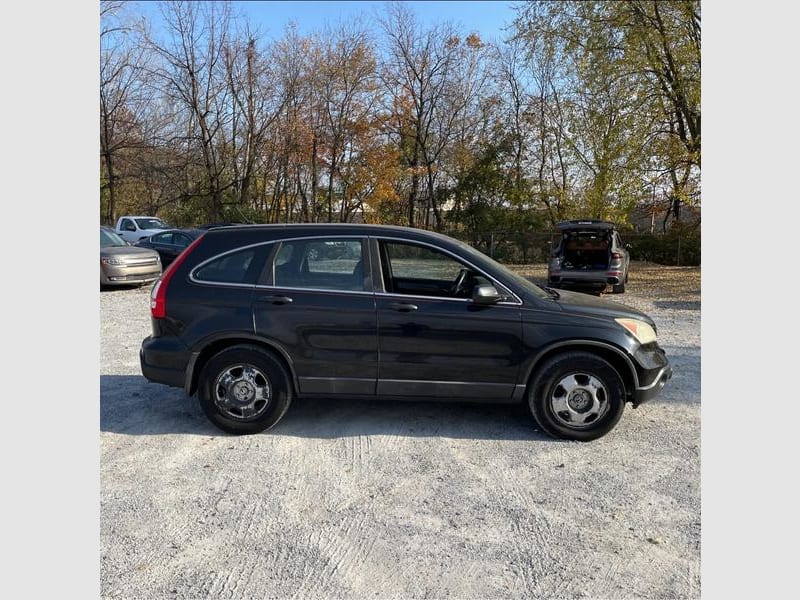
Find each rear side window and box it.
[273,238,366,291]
[151,232,174,244]
[174,233,193,248]
[193,247,263,285]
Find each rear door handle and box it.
[388,302,418,312]
[259,295,293,305]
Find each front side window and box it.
[101,228,127,247]
[379,240,492,299]
[135,218,168,229]
[273,239,366,292]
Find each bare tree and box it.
[270,24,328,222]
[144,0,234,222]
[100,1,147,224]
[379,2,463,228]
[223,24,285,209]
[312,21,379,222]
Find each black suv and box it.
[140,224,671,441]
[547,220,631,294]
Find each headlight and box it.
[615,318,657,344]
[101,257,125,266]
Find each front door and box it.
[374,239,523,400]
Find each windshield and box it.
[449,238,550,299]
[135,218,168,229]
[101,228,128,247]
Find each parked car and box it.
[197,222,249,229]
[115,215,171,243]
[140,224,671,441]
[547,220,632,294]
[100,226,162,288]
[135,228,204,267]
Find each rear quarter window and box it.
[192,246,268,285]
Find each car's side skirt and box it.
[377,379,515,401]
[298,376,376,396]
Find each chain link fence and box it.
[447,228,700,266]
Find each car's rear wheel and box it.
[528,351,626,441]
[198,345,292,434]
[612,282,626,294]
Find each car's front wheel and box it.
[198,345,292,434]
[528,351,626,441]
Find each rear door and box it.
[252,236,378,397]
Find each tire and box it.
[197,345,292,435]
[528,351,626,441]
[612,282,626,294]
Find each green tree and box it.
[513,1,700,227]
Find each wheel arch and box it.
[522,340,638,402]
[185,335,298,397]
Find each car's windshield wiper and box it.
[541,286,560,299]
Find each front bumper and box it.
[101,264,161,285]
[631,343,672,406]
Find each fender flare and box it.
[520,339,639,392]
[185,334,299,396]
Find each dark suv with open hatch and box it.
[140,224,671,441]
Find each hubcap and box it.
[568,389,592,412]
[214,364,271,420]
[549,372,609,429]
[232,380,256,403]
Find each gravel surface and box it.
[100,262,701,599]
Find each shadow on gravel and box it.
[271,398,556,442]
[654,300,701,310]
[100,284,150,293]
[100,375,558,442]
[101,375,218,436]
[647,345,701,406]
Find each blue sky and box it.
[133,1,523,42]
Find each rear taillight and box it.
[611,252,623,259]
[150,235,205,318]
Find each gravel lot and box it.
[100,262,700,599]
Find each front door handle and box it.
[259,295,293,305]
[389,302,418,312]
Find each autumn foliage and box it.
[100,1,700,236]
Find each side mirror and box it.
[625,243,633,250]
[472,284,502,305]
